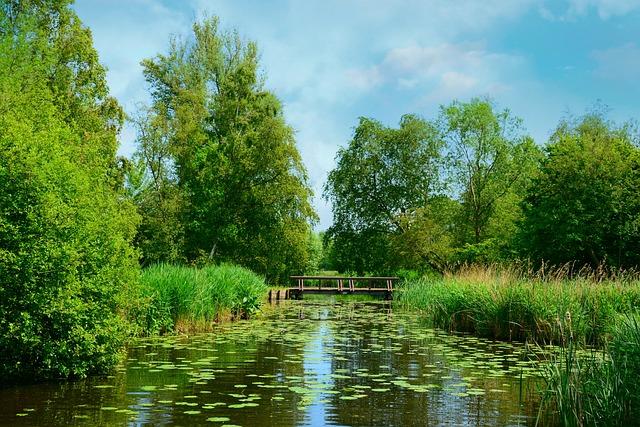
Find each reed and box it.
[397,265,640,345]
[130,263,268,335]
[538,313,640,426]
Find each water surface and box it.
[0,300,544,426]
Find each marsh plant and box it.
[397,264,640,344]
[539,313,640,426]
[131,264,268,335]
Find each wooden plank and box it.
[290,276,400,280]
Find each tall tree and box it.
[324,115,443,273]
[0,0,139,380]
[136,17,316,281]
[438,99,540,255]
[519,113,640,268]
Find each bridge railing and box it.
[289,276,399,292]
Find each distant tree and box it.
[519,113,640,268]
[438,99,541,259]
[137,17,316,281]
[0,0,139,381]
[324,115,443,273]
[305,231,324,274]
[128,109,184,265]
[388,196,458,272]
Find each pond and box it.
[0,300,546,426]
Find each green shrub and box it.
[0,4,140,382]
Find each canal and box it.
[0,299,544,426]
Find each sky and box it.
[74,0,640,229]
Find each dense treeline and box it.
[324,101,640,274]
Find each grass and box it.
[129,263,268,335]
[538,313,640,426]
[397,264,640,425]
[397,264,640,345]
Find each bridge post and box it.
[338,279,343,291]
[348,278,354,292]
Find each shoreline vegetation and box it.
[397,264,640,345]
[128,264,268,336]
[397,265,640,426]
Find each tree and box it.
[438,99,541,256]
[519,113,640,268]
[128,109,184,265]
[0,0,139,380]
[324,115,443,273]
[388,196,458,272]
[136,17,316,281]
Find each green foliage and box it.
[519,113,640,268]
[438,98,541,247]
[324,115,443,273]
[132,264,268,335]
[0,1,139,381]
[127,112,185,265]
[305,231,324,274]
[388,196,458,273]
[133,17,316,282]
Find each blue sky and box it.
[74,0,640,229]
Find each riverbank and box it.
[396,265,640,345]
[396,265,640,425]
[127,264,268,335]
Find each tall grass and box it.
[397,265,640,425]
[539,313,640,426]
[129,264,268,335]
[397,264,640,345]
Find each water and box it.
[0,300,545,426]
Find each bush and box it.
[0,3,140,382]
[0,97,140,381]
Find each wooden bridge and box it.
[287,276,399,300]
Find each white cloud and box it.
[592,43,640,81]
[540,0,640,20]
[348,42,525,102]
[569,0,640,18]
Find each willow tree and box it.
[136,17,316,281]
